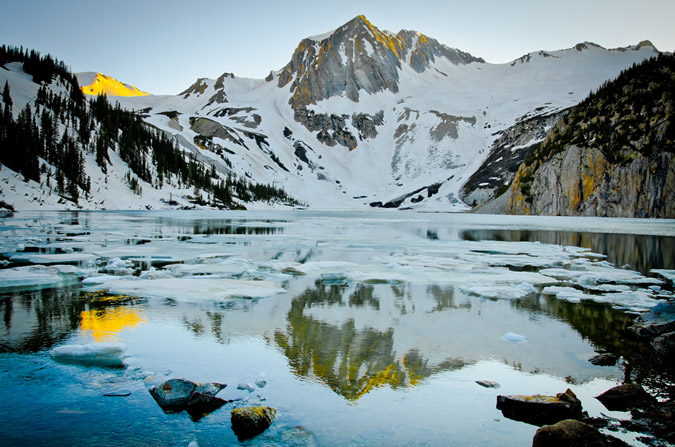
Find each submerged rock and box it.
[231,406,276,439]
[476,380,501,389]
[532,419,608,447]
[497,388,583,426]
[588,353,619,367]
[595,383,656,412]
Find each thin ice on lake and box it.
[0,211,673,447]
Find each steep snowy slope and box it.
[110,16,659,211]
[1,17,661,211]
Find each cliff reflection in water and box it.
[273,282,468,401]
[461,229,675,274]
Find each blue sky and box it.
[2,0,674,95]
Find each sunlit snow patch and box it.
[50,343,127,368]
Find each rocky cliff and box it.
[506,54,675,218]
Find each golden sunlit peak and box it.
[81,72,150,97]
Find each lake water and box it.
[0,211,674,446]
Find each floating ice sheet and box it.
[50,343,127,368]
[83,277,286,302]
[0,265,79,291]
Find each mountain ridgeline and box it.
[0,17,667,213]
[506,54,675,218]
[0,45,299,209]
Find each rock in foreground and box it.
[231,406,276,439]
[595,383,656,412]
[532,419,608,447]
[149,378,227,414]
[497,388,583,426]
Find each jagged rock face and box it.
[507,146,675,217]
[397,30,483,73]
[460,111,566,206]
[278,15,482,109]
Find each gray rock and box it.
[149,379,227,411]
[149,378,196,409]
[532,419,607,447]
[475,380,501,389]
[652,331,675,356]
[631,302,675,338]
[497,388,584,426]
[595,383,656,411]
[589,353,619,367]
[231,406,276,440]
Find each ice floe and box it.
[50,343,127,367]
[0,265,79,291]
[461,282,535,300]
[651,269,675,283]
[83,277,286,302]
[502,332,528,343]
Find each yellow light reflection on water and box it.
[80,307,146,342]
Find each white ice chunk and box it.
[501,332,528,343]
[651,269,675,283]
[0,265,78,291]
[84,277,285,302]
[542,286,590,303]
[104,257,134,275]
[50,343,127,367]
[540,267,663,285]
[461,282,535,300]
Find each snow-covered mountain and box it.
[1,16,661,211]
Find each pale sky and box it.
[1,0,674,95]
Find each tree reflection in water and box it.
[274,281,468,401]
[461,229,674,275]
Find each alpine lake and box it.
[0,210,673,447]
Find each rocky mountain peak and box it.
[277,15,482,108]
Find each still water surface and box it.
[0,211,673,446]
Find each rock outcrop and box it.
[506,54,675,218]
[496,388,584,426]
[277,15,482,109]
[532,419,608,447]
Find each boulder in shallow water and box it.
[630,302,675,338]
[532,419,607,447]
[595,383,656,411]
[588,353,619,367]
[476,380,501,389]
[149,379,227,411]
[231,406,276,439]
[652,331,675,357]
[497,388,583,426]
